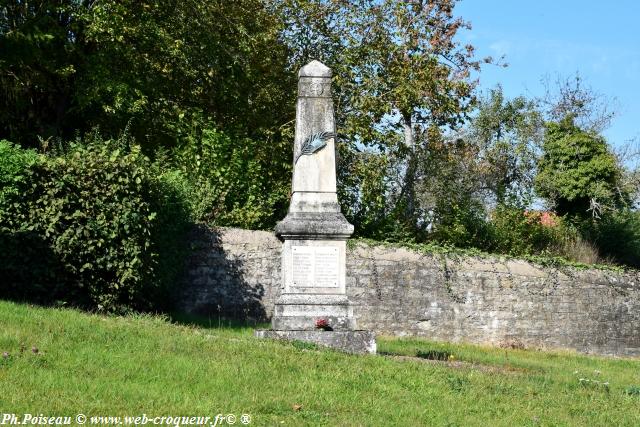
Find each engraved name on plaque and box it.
[291,246,339,287]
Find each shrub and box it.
[147,167,194,299]
[552,233,601,265]
[174,128,291,229]
[488,205,562,256]
[0,140,38,210]
[429,200,492,249]
[0,135,193,312]
[488,206,614,265]
[580,210,640,268]
[0,141,63,299]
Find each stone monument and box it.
[255,60,376,354]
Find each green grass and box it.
[1,300,639,426]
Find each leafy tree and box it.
[400,87,544,246]
[416,133,489,246]
[277,0,495,138]
[0,1,81,146]
[614,138,640,209]
[274,0,492,238]
[466,86,544,205]
[1,0,294,148]
[77,0,294,146]
[535,116,627,218]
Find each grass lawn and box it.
[1,300,639,426]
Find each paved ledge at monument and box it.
[179,226,640,358]
[254,330,377,354]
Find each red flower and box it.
[315,318,329,330]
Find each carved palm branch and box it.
[295,131,335,164]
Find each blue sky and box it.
[456,0,640,147]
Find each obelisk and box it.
[255,60,376,354]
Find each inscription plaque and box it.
[291,246,339,287]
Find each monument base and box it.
[254,330,376,354]
[272,293,355,331]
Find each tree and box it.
[0,0,81,146]
[614,137,640,209]
[415,132,490,246]
[1,0,294,148]
[274,0,493,238]
[540,72,618,134]
[466,86,544,206]
[535,116,627,218]
[410,87,544,246]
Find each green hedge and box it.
[0,140,65,299]
[0,137,192,312]
[0,140,38,208]
[0,127,292,311]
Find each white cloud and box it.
[489,40,512,56]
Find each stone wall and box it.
[178,226,640,357]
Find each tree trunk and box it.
[403,113,414,148]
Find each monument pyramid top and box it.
[298,60,332,78]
